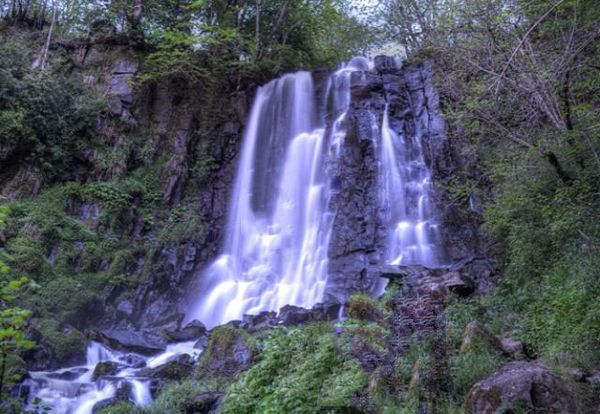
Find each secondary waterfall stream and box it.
[380,105,443,267]
[24,57,446,413]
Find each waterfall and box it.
[188,58,372,328]
[379,105,443,267]
[23,56,447,414]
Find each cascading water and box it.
[188,58,373,328]
[379,105,443,266]
[24,341,200,413]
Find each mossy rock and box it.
[196,325,257,378]
[34,318,86,367]
[1,354,28,386]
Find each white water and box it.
[188,57,373,328]
[379,105,443,266]
[25,341,201,414]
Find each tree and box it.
[380,0,600,179]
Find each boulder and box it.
[116,299,134,318]
[92,398,117,413]
[194,336,209,351]
[118,354,146,369]
[164,320,207,342]
[92,361,122,381]
[100,330,167,355]
[242,311,278,332]
[139,354,194,380]
[188,391,221,413]
[148,313,184,333]
[279,305,311,326]
[497,336,524,357]
[198,326,254,377]
[465,361,577,414]
[114,381,133,401]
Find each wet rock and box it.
[118,354,146,369]
[47,368,88,381]
[164,319,207,342]
[279,305,311,326]
[243,311,278,332]
[139,354,194,380]
[92,361,122,381]
[100,330,167,355]
[189,391,221,413]
[92,398,118,413]
[114,381,133,401]
[310,302,342,322]
[194,335,209,351]
[92,386,133,414]
[116,299,134,318]
[465,361,576,414]
[223,121,241,135]
[149,313,184,333]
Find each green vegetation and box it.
[221,325,367,414]
[0,205,35,398]
[0,41,102,181]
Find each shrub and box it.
[221,325,367,414]
[347,292,382,322]
[145,381,199,414]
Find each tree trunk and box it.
[0,351,6,398]
[255,0,260,59]
[32,0,56,69]
[127,0,143,44]
[131,0,142,27]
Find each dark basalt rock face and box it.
[323,58,491,305]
